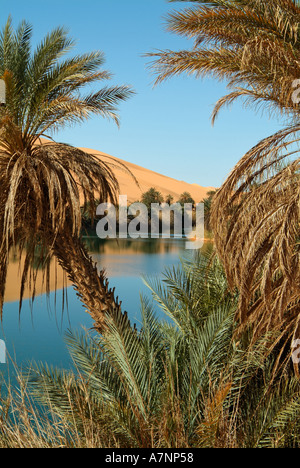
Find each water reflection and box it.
[83,236,185,255]
[84,237,191,277]
[5,237,213,302]
[5,249,69,303]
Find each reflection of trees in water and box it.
[82,230,214,256]
[83,237,165,254]
[82,235,172,255]
[10,234,214,270]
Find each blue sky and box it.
[2,0,282,187]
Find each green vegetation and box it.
[177,191,195,208]
[140,187,164,211]
[165,194,174,205]
[81,188,205,234]
[2,0,300,449]
[1,250,300,448]
[202,191,216,231]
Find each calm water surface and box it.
[0,238,198,371]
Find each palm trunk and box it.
[51,230,128,332]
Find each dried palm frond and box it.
[148,0,300,337]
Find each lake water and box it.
[0,237,200,372]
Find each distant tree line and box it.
[82,187,216,236]
[139,187,196,211]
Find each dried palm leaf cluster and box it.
[0,18,134,328]
[149,0,300,335]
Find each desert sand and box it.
[79,146,214,204]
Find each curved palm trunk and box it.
[51,231,127,332]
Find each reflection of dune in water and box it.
[84,237,188,277]
[4,239,182,303]
[4,253,70,303]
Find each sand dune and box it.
[79,146,214,204]
[4,141,213,303]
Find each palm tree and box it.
[140,187,164,212]
[148,0,300,336]
[0,18,135,330]
[165,193,174,205]
[202,190,216,231]
[178,191,195,207]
